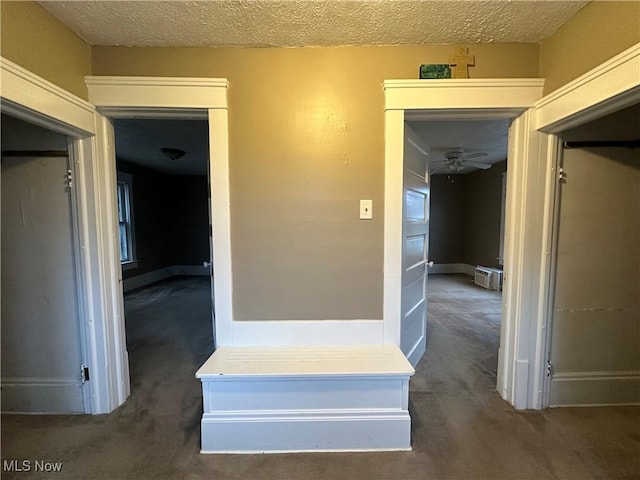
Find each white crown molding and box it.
[384,78,545,111]
[86,75,229,110]
[536,42,640,132]
[86,76,229,88]
[0,57,95,134]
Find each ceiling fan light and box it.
[160,147,186,160]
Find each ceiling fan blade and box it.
[460,152,488,160]
[464,160,492,170]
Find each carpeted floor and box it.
[2,274,639,479]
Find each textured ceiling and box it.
[114,119,209,175]
[39,1,588,47]
[409,119,510,174]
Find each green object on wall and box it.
[419,64,451,79]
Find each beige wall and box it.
[92,45,538,320]
[0,1,91,100]
[539,1,640,95]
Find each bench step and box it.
[196,345,414,453]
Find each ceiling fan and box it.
[432,148,491,174]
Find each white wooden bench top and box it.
[196,345,415,378]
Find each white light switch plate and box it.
[360,200,373,220]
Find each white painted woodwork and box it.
[1,150,85,413]
[196,346,414,452]
[86,77,232,410]
[0,58,95,135]
[401,125,430,367]
[0,56,132,414]
[536,43,640,133]
[85,77,229,110]
[384,79,546,410]
[384,79,545,112]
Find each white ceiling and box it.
[39,1,588,48]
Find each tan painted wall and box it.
[0,1,91,100]
[539,1,640,95]
[92,45,538,320]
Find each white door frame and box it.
[534,43,640,407]
[0,57,118,413]
[385,42,640,411]
[84,75,232,406]
[384,79,548,410]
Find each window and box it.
[116,172,137,269]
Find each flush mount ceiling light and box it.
[160,147,186,160]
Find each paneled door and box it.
[401,124,431,367]
[1,154,86,413]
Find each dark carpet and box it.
[2,275,638,479]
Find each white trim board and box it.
[536,43,640,133]
[384,79,546,412]
[0,57,128,414]
[532,42,640,409]
[86,76,232,411]
[0,58,95,135]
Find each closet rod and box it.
[563,139,640,149]
[1,150,68,157]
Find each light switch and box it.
[360,200,373,220]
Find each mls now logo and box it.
[3,459,63,473]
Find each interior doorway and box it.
[545,102,640,407]
[110,118,214,396]
[408,118,508,392]
[1,114,89,413]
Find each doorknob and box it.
[203,261,211,268]
[427,261,434,267]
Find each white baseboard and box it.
[429,263,475,276]
[1,377,85,414]
[200,409,411,453]
[550,370,640,406]
[123,265,210,292]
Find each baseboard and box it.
[429,263,475,276]
[123,268,172,292]
[123,265,209,292]
[550,370,640,406]
[1,377,85,414]
[200,409,411,453]
[167,265,209,276]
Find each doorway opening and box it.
[111,118,214,408]
[408,118,509,394]
[545,102,640,407]
[1,114,89,414]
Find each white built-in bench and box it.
[195,345,415,453]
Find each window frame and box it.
[116,171,137,270]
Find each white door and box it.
[1,154,86,413]
[401,124,431,367]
